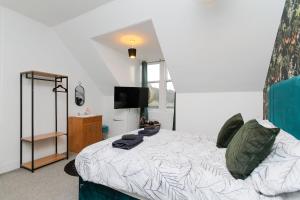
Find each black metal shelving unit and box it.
[20,71,69,173]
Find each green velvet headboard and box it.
[268,76,300,139]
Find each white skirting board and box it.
[0,160,18,174]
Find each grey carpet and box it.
[0,157,78,200]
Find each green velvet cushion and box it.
[226,119,280,179]
[216,113,244,148]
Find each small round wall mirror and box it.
[75,83,85,106]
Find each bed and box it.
[76,76,300,200]
[77,129,271,200]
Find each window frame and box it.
[166,81,175,109]
[165,69,175,109]
[145,62,175,110]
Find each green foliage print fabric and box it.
[264,0,300,118]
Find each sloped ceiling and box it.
[0,0,114,26]
[54,0,285,94]
[94,20,164,63]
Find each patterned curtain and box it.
[140,61,149,121]
[263,0,300,119]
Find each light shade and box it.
[121,35,144,46]
[128,48,137,59]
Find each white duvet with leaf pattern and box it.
[76,129,281,200]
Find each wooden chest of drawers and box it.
[68,115,103,153]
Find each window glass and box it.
[147,64,160,82]
[143,64,176,109]
[148,83,159,108]
[166,69,175,108]
[167,81,175,91]
[147,64,160,108]
[166,82,175,108]
[166,70,171,81]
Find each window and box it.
[166,70,175,108]
[143,62,175,109]
[147,64,160,108]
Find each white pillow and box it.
[257,119,277,129]
[249,124,300,196]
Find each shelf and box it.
[21,132,66,142]
[20,70,69,172]
[22,153,67,170]
[21,71,68,78]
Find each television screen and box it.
[114,87,149,109]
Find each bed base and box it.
[79,177,138,200]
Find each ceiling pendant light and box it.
[128,48,137,59]
[128,40,137,59]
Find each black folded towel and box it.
[112,135,143,150]
[138,126,160,137]
[122,134,141,140]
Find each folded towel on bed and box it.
[138,126,160,137]
[112,135,143,150]
[121,134,141,140]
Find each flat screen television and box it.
[114,86,149,109]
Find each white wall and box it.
[0,5,5,174]
[102,96,139,138]
[54,0,285,94]
[177,92,263,140]
[0,0,277,174]
[94,43,139,87]
[0,7,104,174]
[52,0,283,134]
[148,109,174,130]
[93,43,141,138]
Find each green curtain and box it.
[140,61,148,121]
